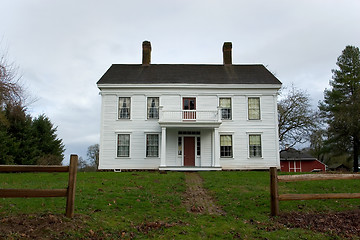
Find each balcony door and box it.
[183,98,196,120]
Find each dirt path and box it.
[183,172,225,215]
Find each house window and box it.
[249,134,262,158]
[119,97,131,119]
[220,98,232,120]
[248,97,260,120]
[220,135,233,158]
[146,134,159,157]
[147,97,159,119]
[117,134,130,157]
[197,137,201,156]
[178,137,182,155]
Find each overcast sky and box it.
[1,0,360,164]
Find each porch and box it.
[159,166,222,171]
[159,128,222,169]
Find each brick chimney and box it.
[142,41,151,66]
[223,42,232,65]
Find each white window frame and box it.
[196,136,201,156]
[178,136,182,156]
[116,133,131,158]
[220,134,234,158]
[219,97,232,120]
[145,133,160,158]
[247,96,261,120]
[247,133,263,158]
[118,97,131,120]
[146,97,160,120]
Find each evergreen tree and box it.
[0,125,18,164]
[0,104,65,165]
[32,114,65,165]
[319,45,360,172]
[3,103,37,165]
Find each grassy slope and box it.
[0,171,359,239]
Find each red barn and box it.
[280,148,326,172]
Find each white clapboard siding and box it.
[98,85,280,170]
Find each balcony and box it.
[158,108,222,128]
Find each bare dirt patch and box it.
[0,213,87,239]
[136,220,186,234]
[276,210,360,238]
[183,172,225,215]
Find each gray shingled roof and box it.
[97,64,281,85]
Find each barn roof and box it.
[280,148,317,161]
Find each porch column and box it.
[213,128,221,167]
[160,127,166,167]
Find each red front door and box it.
[184,137,195,166]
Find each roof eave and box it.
[97,83,282,90]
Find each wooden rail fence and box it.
[0,155,78,218]
[270,167,360,216]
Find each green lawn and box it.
[0,171,359,239]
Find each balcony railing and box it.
[159,109,221,123]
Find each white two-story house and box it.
[97,41,282,171]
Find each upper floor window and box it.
[119,97,131,119]
[248,97,260,120]
[220,98,232,120]
[220,135,233,158]
[117,134,130,157]
[146,134,159,157]
[249,134,262,158]
[147,97,159,119]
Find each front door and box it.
[184,137,195,166]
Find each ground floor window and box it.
[146,134,159,157]
[197,137,201,156]
[220,135,233,158]
[178,137,182,155]
[117,134,130,157]
[249,134,262,158]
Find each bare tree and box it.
[278,85,319,149]
[87,144,99,170]
[0,46,24,108]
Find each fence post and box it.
[270,167,279,216]
[66,154,78,218]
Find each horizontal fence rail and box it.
[269,167,360,216]
[277,173,360,182]
[0,189,68,198]
[0,165,69,173]
[0,155,78,218]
